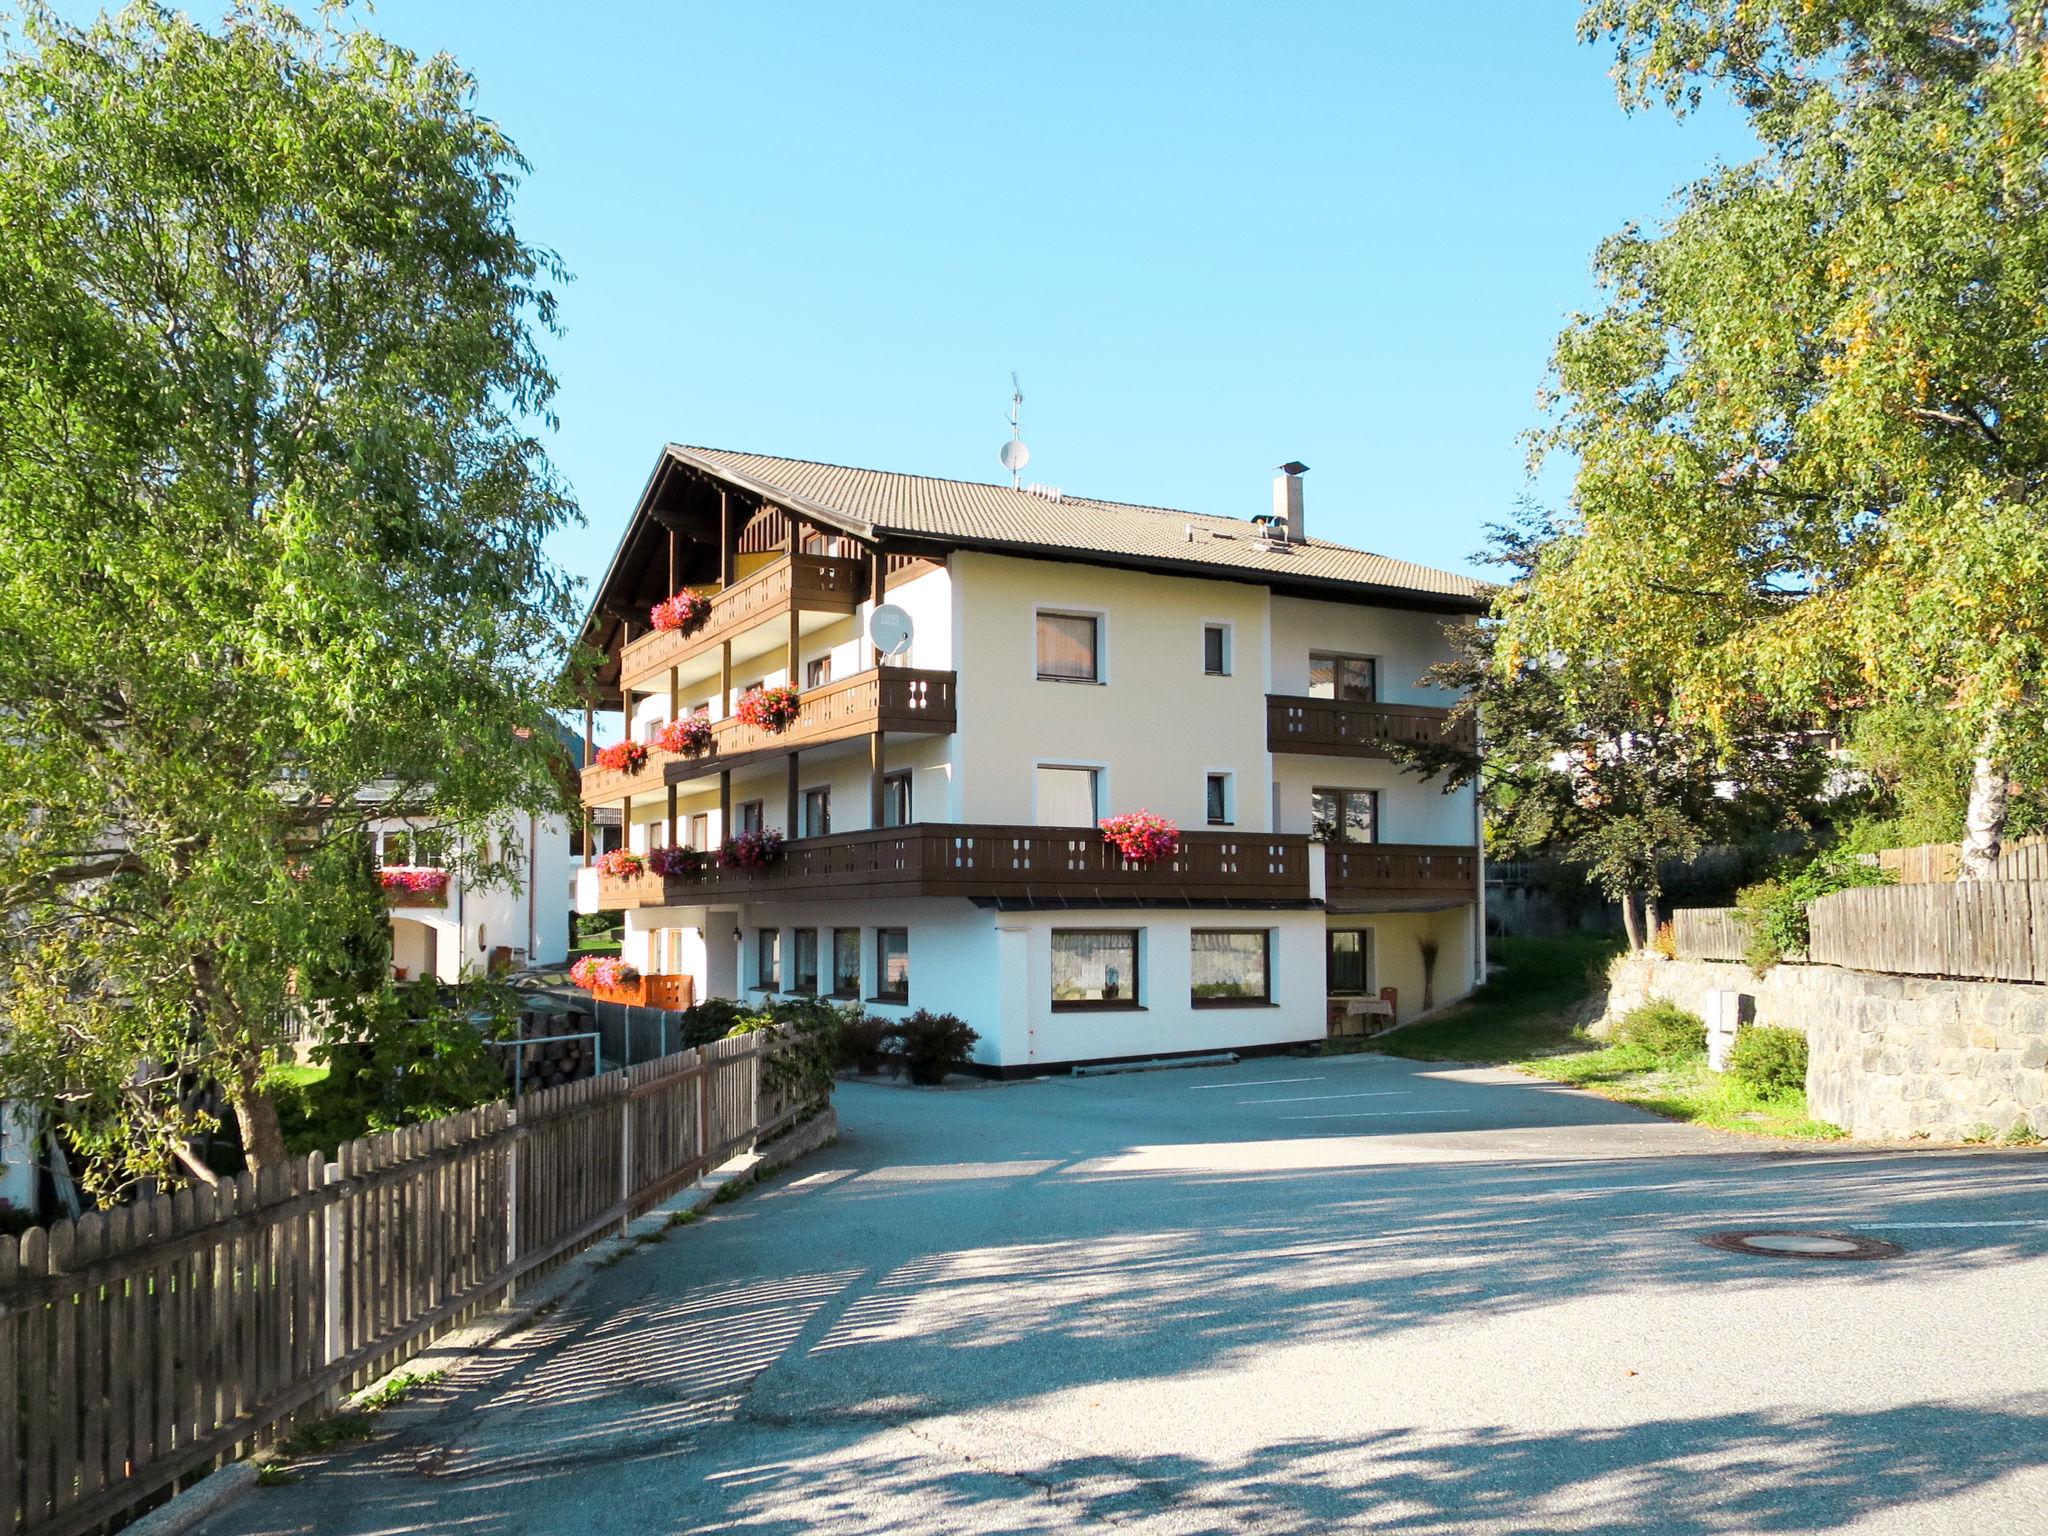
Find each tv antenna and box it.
[999,371,1030,488]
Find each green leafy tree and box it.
[1511,1,2048,881]
[0,2,582,1194]
[1398,519,1831,948]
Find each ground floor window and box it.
[792,929,819,993]
[1327,929,1371,996]
[1191,929,1271,1005]
[1051,929,1140,1008]
[755,927,780,991]
[875,928,909,1002]
[832,928,862,998]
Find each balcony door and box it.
[1035,765,1100,828]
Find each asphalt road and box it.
[195,1052,2048,1535]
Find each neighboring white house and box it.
[0,1101,36,1218]
[374,810,575,981]
[570,446,1485,1072]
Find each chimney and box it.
[1272,461,1309,544]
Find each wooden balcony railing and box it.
[1324,842,1481,904]
[1266,695,1475,760]
[667,667,956,783]
[598,825,1316,908]
[617,553,867,689]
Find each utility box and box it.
[1703,989,1752,1072]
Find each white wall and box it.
[950,552,1273,829]
[1270,757,1475,846]
[1268,595,1465,705]
[0,1101,38,1219]
[375,812,572,977]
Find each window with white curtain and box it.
[1051,930,1140,1008]
[1035,612,1100,681]
[1035,765,1099,828]
[1190,930,1271,1005]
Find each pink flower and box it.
[734,685,801,732]
[657,715,713,757]
[717,828,785,869]
[597,848,645,879]
[1100,811,1181,866]
[648,844,702,878]
[378,866,450,897]
[570,955,641,990]
[650,590,711,633]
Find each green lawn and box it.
[1359,933,1845,1140]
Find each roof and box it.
[663,445,1487,608]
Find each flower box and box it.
[718,828,784,869]
[648,845,702,878]
[657,715,713,757]
[734,685,801,732]
[650,590,711,634]
[597,848,645,880]
[1099,811,1181,866]
[380,866,450,906]
[570,955,640,993]
[594,740,649,775]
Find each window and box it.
[875,928,909,1002]
[381,830,411,866]
[1206,773,1232,826]
[1328,929,1371,997]
[1035,765,1099,828]
[882,771,913,828]
[1308,652,1376,702]
[1191,930,1271,1005]
[805,656,832,689]
[831,928,862,998]
[755,928,780,991]
[647,820,666,850]
[688,813,709,851]
[803,786,831,838]
[1311,788,1378,844]
[1203,624,1231,676]
[793,929,820,994]
[1052,930,1140,1008]
[736,800,765,836]
[1036,612,1099,682]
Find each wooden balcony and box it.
[579,668,957,809]
[617,553,867,690]
[1324,841,1481,908]
[1266,695,1474,760]
[666,667,956,784]
[597,825,1316,909]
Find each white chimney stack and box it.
[1272,461,1309,544]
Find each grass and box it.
[265,1063,330,1090]
[1360,933,1846,1141]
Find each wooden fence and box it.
[1869,834,2048,884]
[1808,881,2048,984]
[0,1029,808,1536]
[1670,907,1750,963]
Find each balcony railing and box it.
[1266,695,1475,759]
[579,668,958,808]
[617,553,868,689]
[1324,841,1481,904]
[597,825,1316,908]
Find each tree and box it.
[0,2,583,1194]
[1510,1,2048,880]
[1397,518,1832,948]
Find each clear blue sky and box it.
[369,3,1749,591]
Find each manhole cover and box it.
[1700,1229,1903,1260]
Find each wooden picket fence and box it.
[1808,880,2048,984]
[1868,833,2048,884]
[0,1029,812,1536]
[1670,907,1749,963]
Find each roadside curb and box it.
[133,1106,841,1536]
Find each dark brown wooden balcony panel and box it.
[617,553,867,689]
[597,824,1313,908]
[1324,841,1481,905]
[578,754,671,805]
[662,667,957,784]
[1266,695,1475,759]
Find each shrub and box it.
[1650,920,1677,961]
[889,1009,979,1085]
[1734,854,1893,974]
[575,910,619,940]
[1610,999,1706,1062]
[835,1010,890,1074]
[676,996,760,1048]
[1727,1024,1807,1097]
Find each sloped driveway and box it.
[195,1053,2048,1535]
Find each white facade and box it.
[0,1100,36,1218]
[584,542,1483,1071]
[377,813,574,982]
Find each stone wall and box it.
[1604,954,2048,1142]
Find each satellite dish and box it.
[869,603,914,660]
[999,438,1030,474]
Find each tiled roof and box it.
[667,445,1486,607]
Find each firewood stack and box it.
[501,1006,597,1092]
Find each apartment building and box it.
[571,446,1484,1072]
